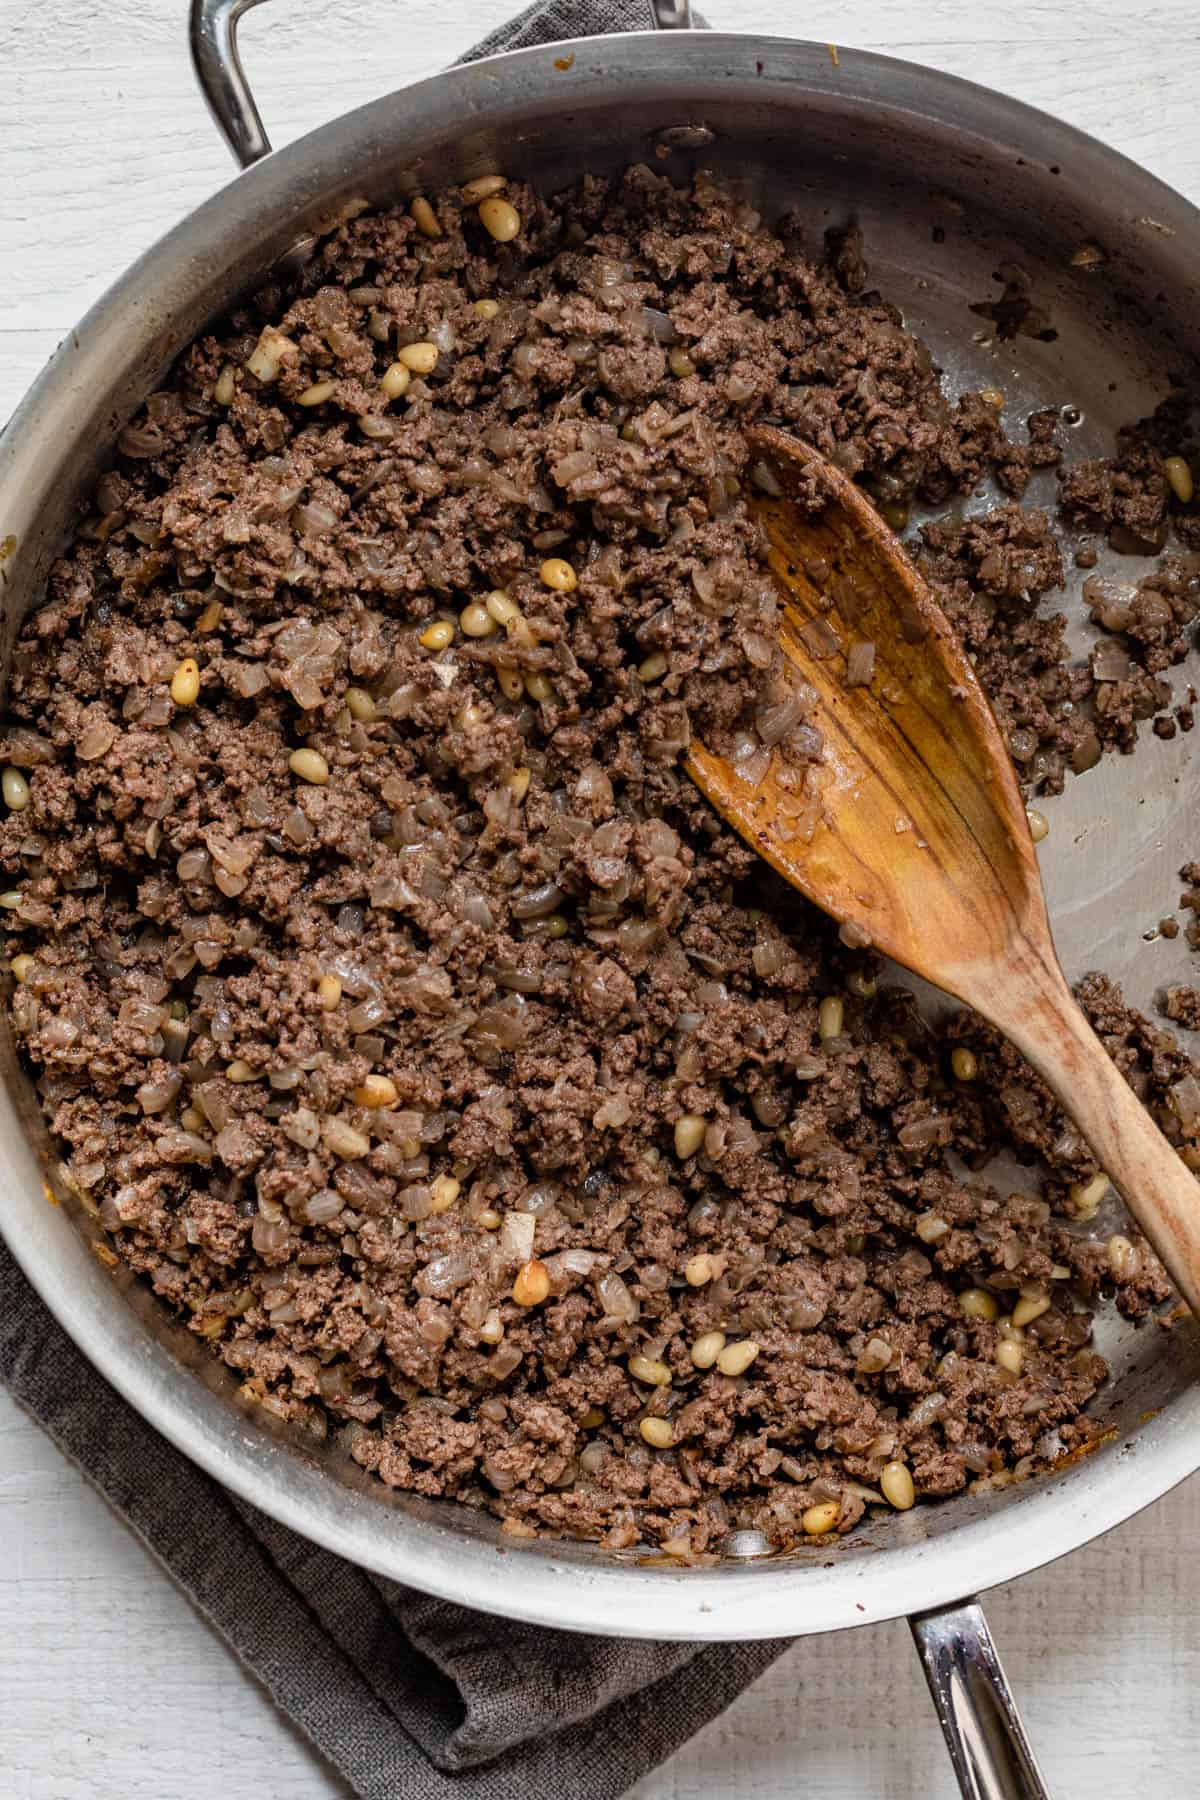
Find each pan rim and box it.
[2,27,1199,1640]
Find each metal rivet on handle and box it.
[722,1529,774,1558]
[273,234,319,277]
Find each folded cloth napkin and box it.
[0,4,794,1796]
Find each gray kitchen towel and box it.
[0,3,792,1799]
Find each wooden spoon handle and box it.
[988,952,1200,1317]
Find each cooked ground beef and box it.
[0,168,1192,1556]
[918,517,1199,790]
[1163,985,1200,1030]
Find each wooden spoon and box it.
[686,424,1200,1315]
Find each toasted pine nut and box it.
[1,768,31,811]
[288,748,329,785]
[409,196,442,238]
[512,1259,551,1306]
[639,1417,673,1448]
[715,1339,760,1377]
[398,342,439,374]
[880,1461,915,1510]
[802,1502,840,1535]
[539,557,577,592]
[690,1330,726,1369]
[479,196,521,242]
[674,1114,707,1158]
[170,659,200,707]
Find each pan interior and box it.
[3,38,1199,1632]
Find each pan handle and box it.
[911,1600,1052,1800]
[190,0,272,167]
[191,0,695,168]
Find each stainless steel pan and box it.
[3,4,1199,1792]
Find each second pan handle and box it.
[911,1600,1052,1800]
[190,0,695,168]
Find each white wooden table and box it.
[2,3,1199,1794]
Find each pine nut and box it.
[409,196,442,239]
[880,1461,915,1510]
[419,619,455,651]
[398,342,439,374]
[639,1417,673,1449]
[381,362,412,399]
[479,196,521,242]
[818,996,844,1041]
[1,768,31,812]
[690,1330,726,1369]
[430,1176,461,1213]
[289,748,329,785]
[1069,1171,1110,1220]
[353,1074,398,1109]
[1011,1290,1051,1328]
[958,1287,998,1321]
[170,659,200,707]
[344,687,377,722]
[1165,455,1194,503]
[628,1355,672,1386]
[512,1259,551,1306]
[485,590,521,626]
[674,1113,707,1158]
[539,558,578,592]
[802,1501,840,1535]
[460,602,498,637]
[715,1339,760,1377]
[297,380,336,407]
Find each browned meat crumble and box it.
[2,167,1194,1556]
